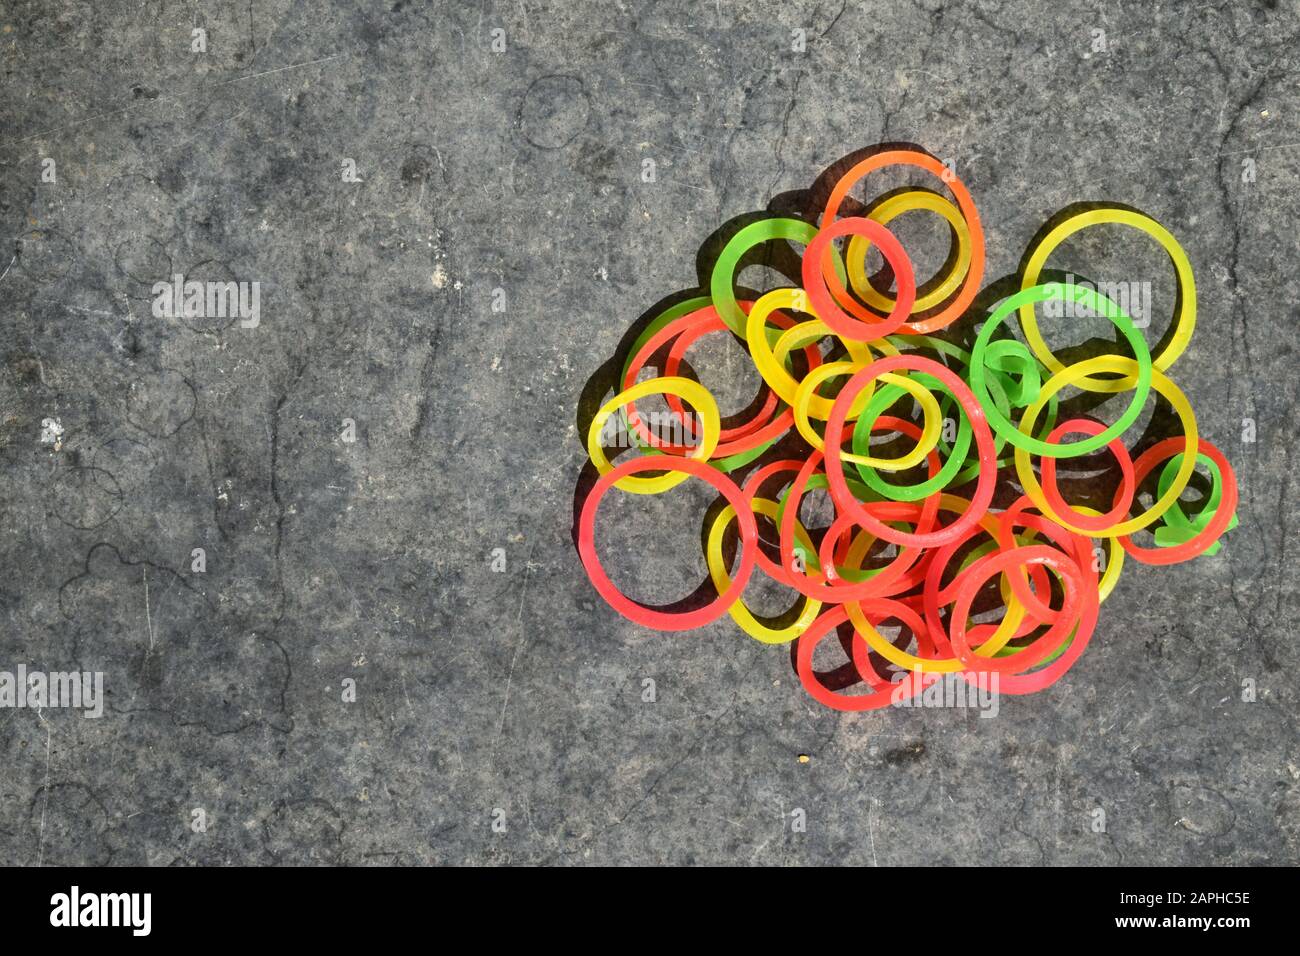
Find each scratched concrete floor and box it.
[1,0,1297,865]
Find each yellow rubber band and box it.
[791,361,942,470]
[587,377,720,495]
[745,289,877,421]
[706,498,822,644]
[847,189,972,312]
[769,318,897,421]
[1013,355,1197,536]
[770,320,901,365]
[1019,207,1196,388]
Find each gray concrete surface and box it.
[0,0,1297,866]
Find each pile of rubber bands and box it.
[577,147,1239,712]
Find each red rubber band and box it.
[920,512,1056,658]
[778,449,939,601]
[995,495,1095,622]
[802,217,916,342]
[741,458,816,589]
[946,545,1083,675]
[796,605,937,711]
[1039,418,1137,533]
[1117,438,1238,566]
[823,354,997,548]
[579,454,758,631]
[622,303,815,456]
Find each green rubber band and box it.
[969,282,1153,458]
[710,218,847,338]
[984,339,1042,407]
[712,439,779,474]
[881,333,996,489]
[1152,452,1239,555]
[850,375,973,501]
[941,365,1060,486]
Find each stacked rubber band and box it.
[577,147,1239,712]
